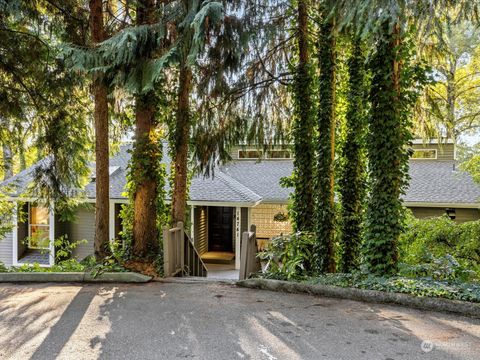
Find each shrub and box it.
[0,261,8,272]
[54,235,88,262]
[258,232,316,280]
[398,213,480,280]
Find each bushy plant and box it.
[398,213,480,280]
[55,235,88,262]
[258,232,316,280]
[398,255,476,282]
[0,261,9,272]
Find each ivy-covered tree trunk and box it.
[314,7,336,274]
[291,0,315,232]
[364,23,408,275]
[131,0,159,258]
[171,64,193,226]
[89,0,110,261]
[339,37,366,273]
[132,96,159,257]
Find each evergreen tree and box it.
[337,0,480,275]
[170,0,247,225]
[131,0,162,257]
[0,0,91,206]
[89,0,111,261]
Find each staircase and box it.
[163,222,207,277]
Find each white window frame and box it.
[13,201,54,267]
[27,203,51,250]
[411,148,437,160]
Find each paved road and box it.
[0,280,479,360]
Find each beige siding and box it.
[194,206,208,255]
[251,204,292,239]
[409,206,480,223]
[70,208,95,261]
[0,232,13,266]
[411,143,455,161]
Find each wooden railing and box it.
[239,224,261,280]
[163,222,207,278]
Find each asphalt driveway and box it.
[0,280,479,360]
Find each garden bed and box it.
[238,276,480,318]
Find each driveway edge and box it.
[0,272,152,283]
[237,278,480,318]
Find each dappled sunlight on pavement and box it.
[0,282,479,359]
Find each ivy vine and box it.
[363,24,422,275]
[338,36,367,273]
[314,8,336,274]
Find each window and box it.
[238,150,263,159]
[267,150,291,159]
[411,149,437,159]
[445,208,456,220]
[28,205,50,249]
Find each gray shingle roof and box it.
[190,172,261,203]
[220,160,293,202]
[0,157,53,197]
[404,160,480,205]
[0,144,261,204]
[2,145,480,207]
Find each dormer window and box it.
[411,149,437,159]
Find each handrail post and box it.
[163,226,170,277]
[178,222,185,274]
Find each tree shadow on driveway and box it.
[29,285,98,360]
[91,282,479,360]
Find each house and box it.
[0,139,479,269]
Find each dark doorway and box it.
[208,207,234,252]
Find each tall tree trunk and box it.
[292,0,315,233]
[131,0,159,258]
[364,22,405,275]
[132,97,158,257]
[2,143,13,180]
[171,64,193,226]
[446,57,456,141]
[89,0,110,261]
[314,6,336,274]
[17,139,26,171]
[339,37,366,273]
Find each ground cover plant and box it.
[258,213,480,302]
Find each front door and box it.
[208,207,233,252]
